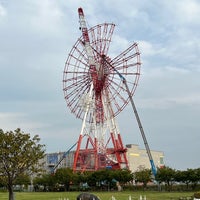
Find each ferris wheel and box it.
[63,8,141,172]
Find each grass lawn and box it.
[0,191,195,200]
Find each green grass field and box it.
[0,191,194,200]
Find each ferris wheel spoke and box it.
[113,64,140,74]
[113,63,139,71]
[90,26,102,55]
[107,79,127,102]
[106,85,127,112]
[73,39,87,56]
[72,91,90,117]
[63,74,87,85]
[111,53,139,66]
[111,43,139,63]
[77,38,87,49]
[65,80,90,97]
[65,82,87,100]
[111,57,140,76]
[64,81,90,101]
[66,82,90,108]
[109,80,126,98]
[66,57,88,70]
[89,23,115,56]
[67,63,89,72]
[111,75,136,97]
[109,72,139,76]
[65,71,88,74]
[68,52,88,68]
[102,23,115,54]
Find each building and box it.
[43,144,164,173]
[126,144,164,172]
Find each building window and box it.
[160,156,164,165]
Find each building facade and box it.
[126,144,164,172]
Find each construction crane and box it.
[51,142,77,174]
[111,64,157,177]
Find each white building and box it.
[126,144,164,172]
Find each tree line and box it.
[3,166,200,192]
[135,166,200,191]
[33,168,133,191]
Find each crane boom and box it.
[122,78,157,177]
[101,51,157,177]
[51,142,77,174]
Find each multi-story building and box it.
[126,144,164,172]
[43,144,164,173]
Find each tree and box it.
[33,173,56,191]
[186,168,200,190]
[54,168,73,191]
[134,166,151,189]
[155,166,176,191]
[173,168,200,191]
[84,169,133,191]
[14,173,31,191]
[0,128,45,200]
[175,169,192,190]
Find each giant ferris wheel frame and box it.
[63,8,156,176]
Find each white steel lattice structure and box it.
[63,8,141,172]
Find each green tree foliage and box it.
[111,169,133,185]
[133,166,151,189]
[74,171,89,185]
[185,168,200,190]
[54,168,73,191]
[155,166,176,191]
[81,169,133,190]
[32,166,200,192]
[33,173,56,191]
[0,128,45,200]
[14,173,31,187]
[175,169,193,189]
[33,168,133,191]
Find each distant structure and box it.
[63,7,140,172]
[41,144,164,173]
[62,7,157,174]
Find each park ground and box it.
[0,191,195,200]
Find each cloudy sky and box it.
[0,0,200,170]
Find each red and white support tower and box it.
[63,8,141,172]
